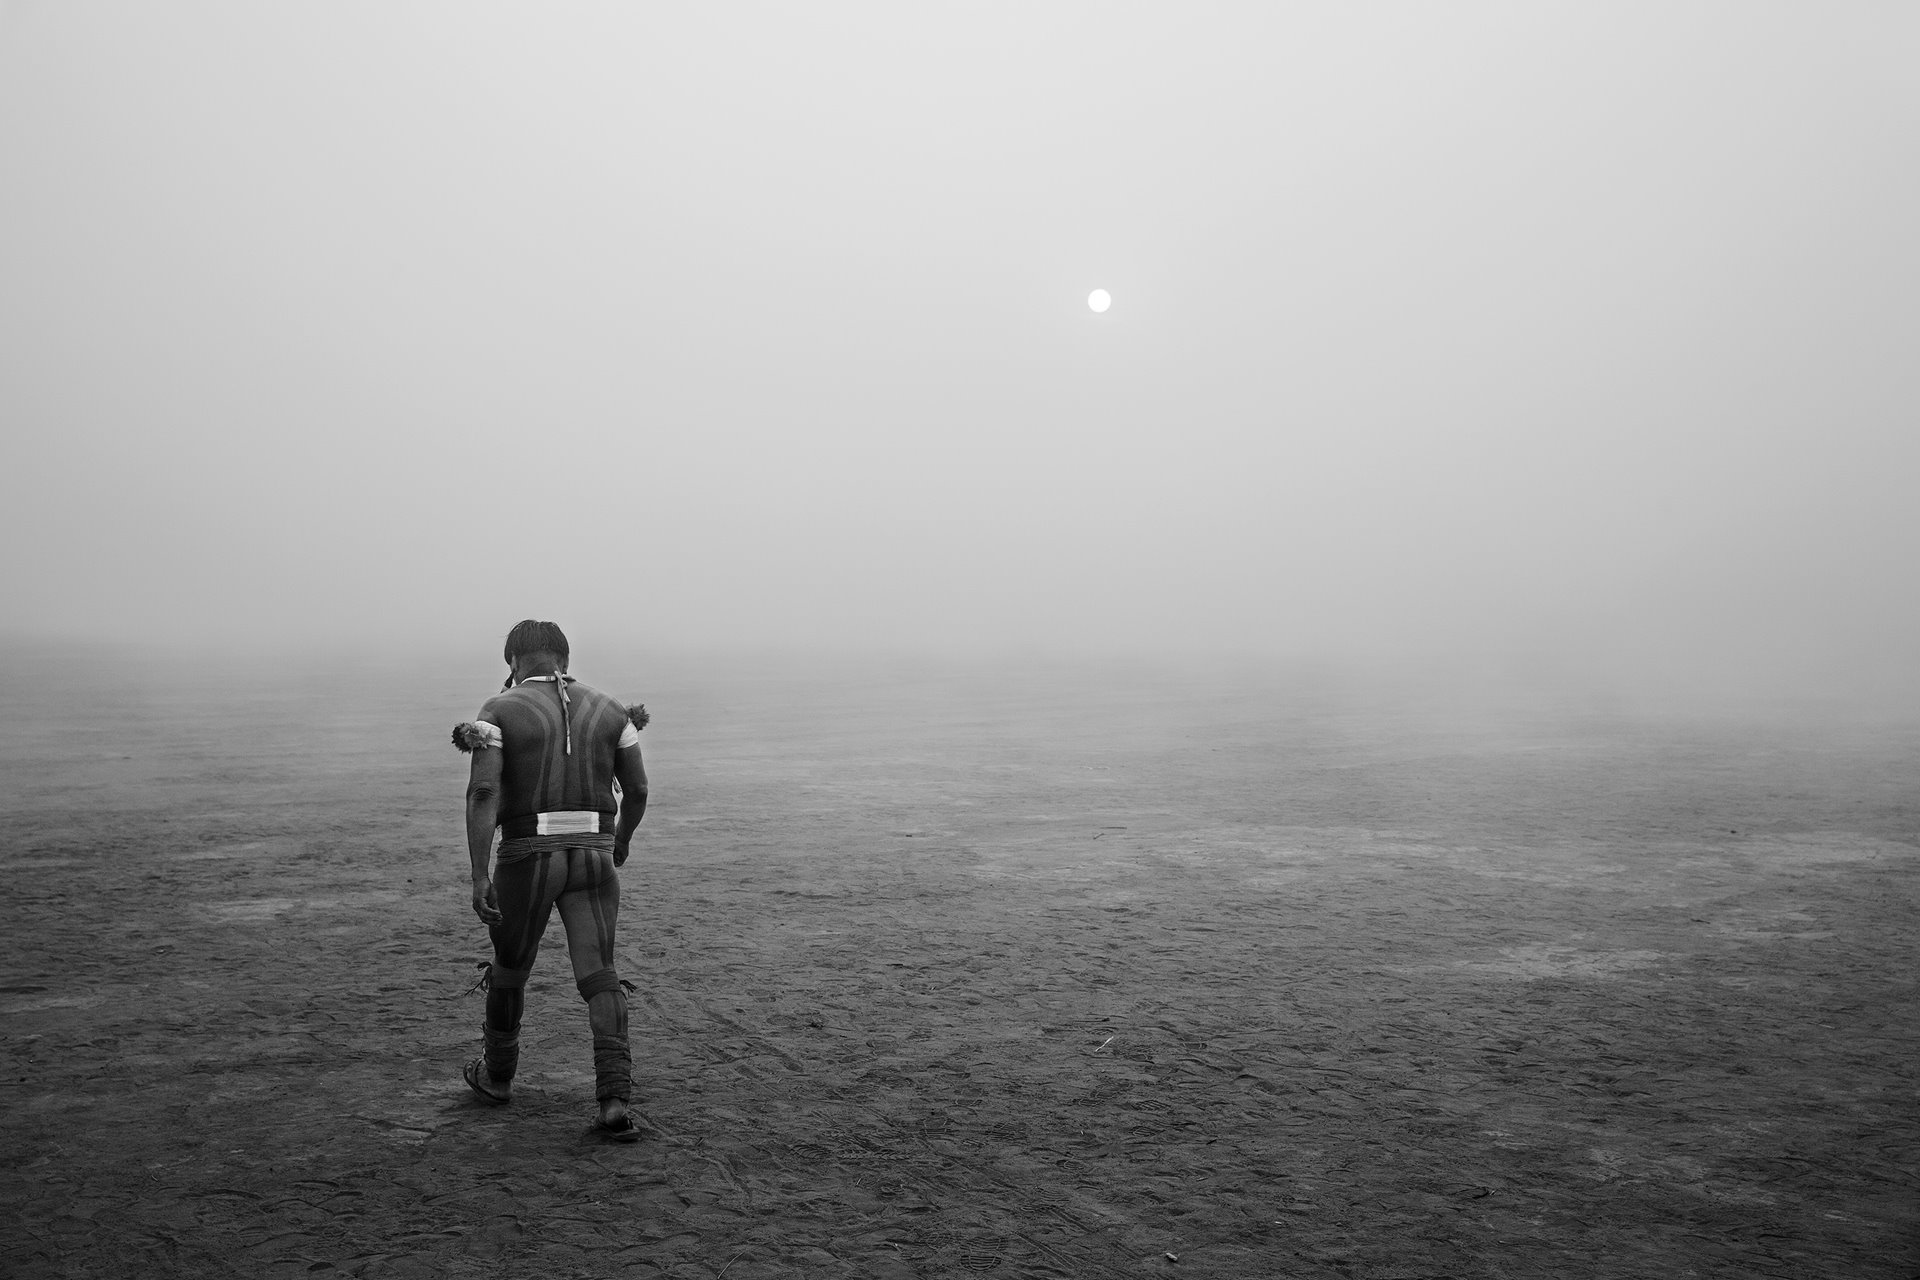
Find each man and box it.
[452,619,649,1140]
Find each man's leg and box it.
[554,846,629,1124]
[478,851,561,1096]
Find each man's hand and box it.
[472,877,502,927]
[613,838,630,869]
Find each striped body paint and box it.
[476,677,633,842]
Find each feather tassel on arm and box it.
[451,721,504,753]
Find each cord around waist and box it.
[495,833,617,865]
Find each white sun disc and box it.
[1088,289,1111,313]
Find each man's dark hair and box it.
[504,619,570,666]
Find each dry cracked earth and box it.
[3,652,1916,1278]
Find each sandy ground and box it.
[2,651,1916,1279]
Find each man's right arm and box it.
[612,745,648,868]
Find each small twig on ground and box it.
[716,1246,750,1278]
[1094,1035,1116,1053]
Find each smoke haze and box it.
[4,3,1916,701]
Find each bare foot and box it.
[598,1097,628,1128]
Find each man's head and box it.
[503,619,569,678]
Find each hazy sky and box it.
[4,4,1916,683]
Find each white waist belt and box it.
[534,811,601,835]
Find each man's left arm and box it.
[466,747,505,925]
